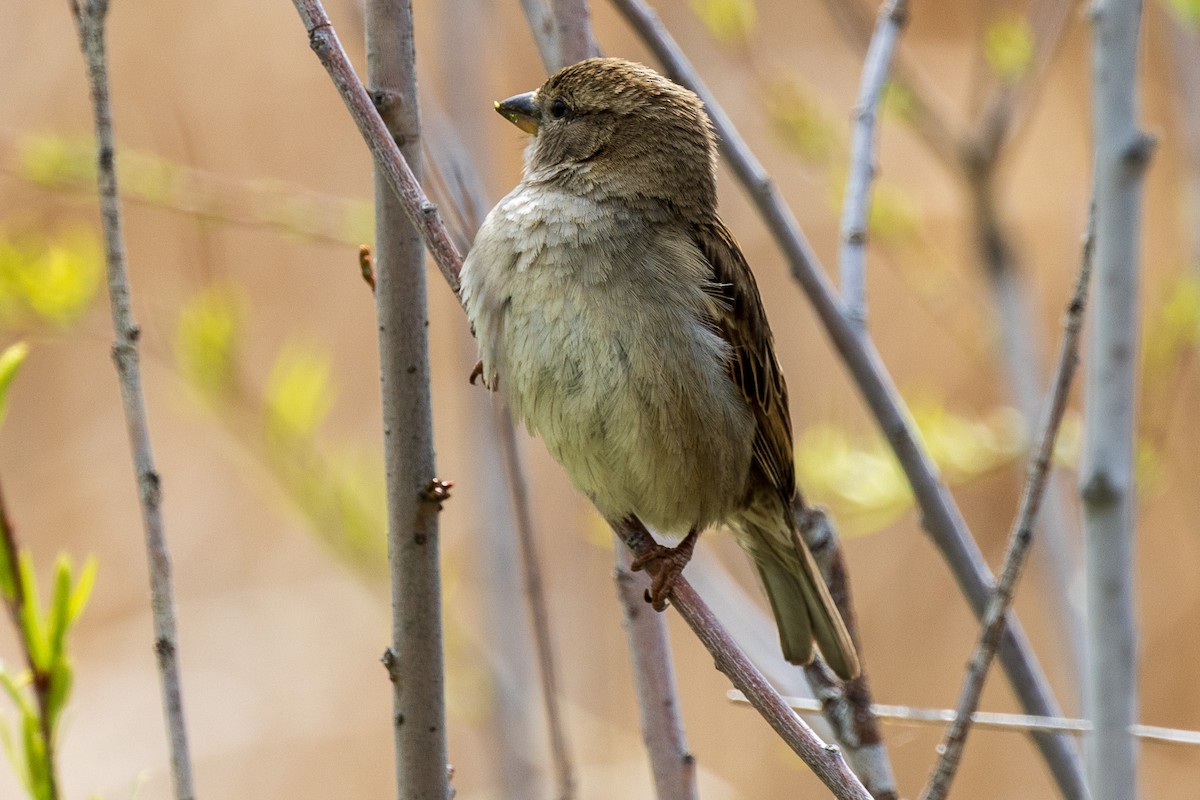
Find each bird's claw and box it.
[629,529,698,611]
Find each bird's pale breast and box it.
[460,184,756,533]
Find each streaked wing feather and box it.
[691,219,796,500]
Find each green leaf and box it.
[984,13,1034,81]
[16,553,48,672]
[67,557,98,625]
[0,341,29,431]
[45,660,72,736]
[47,557,73,665]
[0,668,34,718]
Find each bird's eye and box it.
[549,97,569,119]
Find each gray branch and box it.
[838,0,907,332]
[1083,2,1154,799]
[364,0,450,796]
[68,3,197,799]
[615,545,698,800]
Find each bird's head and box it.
[496,57,718,220]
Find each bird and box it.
[459,57,860,681]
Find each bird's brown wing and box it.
[691,218,796,501]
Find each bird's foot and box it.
[630,528,699,611]
[469,360,498,390]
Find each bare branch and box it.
[605,2,1087,796]
[615,544,698,800]
[497,407,577,800]
[921,216,1096,800]
[363,0,450,796]
[839,0,908,331]
[67,3,196,798]
[1083,1,1154,798]
[612,519,871,800]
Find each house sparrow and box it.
[460,57,859,681]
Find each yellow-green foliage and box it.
[175,290,387,574]
[175,286,245,406]
[0,229,101,329]
[766,77,842,166]
[1168,0,1200,28]
[0,345,97,800]
[691,0,757,45]
[16,134,373,246]
[797,399,1026,535]
[984,13,1034,82]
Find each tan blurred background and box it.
[1,0,1198,797]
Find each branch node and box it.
[381,647,401,683]
[420,477,454,507]
[1122,131,1157,169]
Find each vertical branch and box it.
[606,2,1088,797]
[921,220,1096,800]
[839,0,907,331]
[1083,2,1153,799]
[614,545,698,800]
[496,408,577,800]
[67,3,196,799]
[364,0,450,796]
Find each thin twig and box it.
[614,544,698,800]
[920,217,1096,800]
[839,0,907,332]
[497,409,576,800]
[797,507,897,800]
[817,0,961,172]
[729,692,1200,748]
[67,3,196,798]
[285,4,868,792]
[363,0,450,796]
[613,519,871,800]
[606,2,1087,797]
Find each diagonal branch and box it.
[605,1,1087,797]
[68,3,196,799]
[920,216,1096,800]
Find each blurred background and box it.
[1,0,1198,796]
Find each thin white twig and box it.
[838,0,907,331]
[68,2,196,798]
[729,692,1200,747]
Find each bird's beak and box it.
[495,91,540,135]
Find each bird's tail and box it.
[736,507,860,681]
